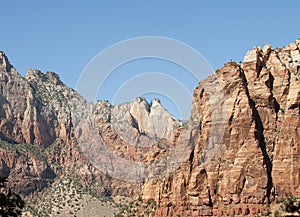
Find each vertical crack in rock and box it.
[188,148,194,173]
[240,67,273,203]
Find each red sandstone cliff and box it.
[142,39,300,216]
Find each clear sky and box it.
[1,1,299,119]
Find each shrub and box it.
[282,195,300,213]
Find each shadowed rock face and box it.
[0,38,299,216]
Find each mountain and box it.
[142,40,300,216]
[0,38,299,216]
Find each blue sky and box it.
[1,1,299,119]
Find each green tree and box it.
[0,177,25,216]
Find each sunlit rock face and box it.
[142,39,300,216]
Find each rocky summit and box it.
[0,38,299,217]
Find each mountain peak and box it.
[25,68,62,85]
[0,51,12,72]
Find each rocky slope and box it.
[0,38,299,216]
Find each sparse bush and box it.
[274,210,281,217]
[138,196,142,202]
[282,195,300,213]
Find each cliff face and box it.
[0,52,126,198]
[142,39,300,216]
[0,38,299,216]
[0,52,88,196]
